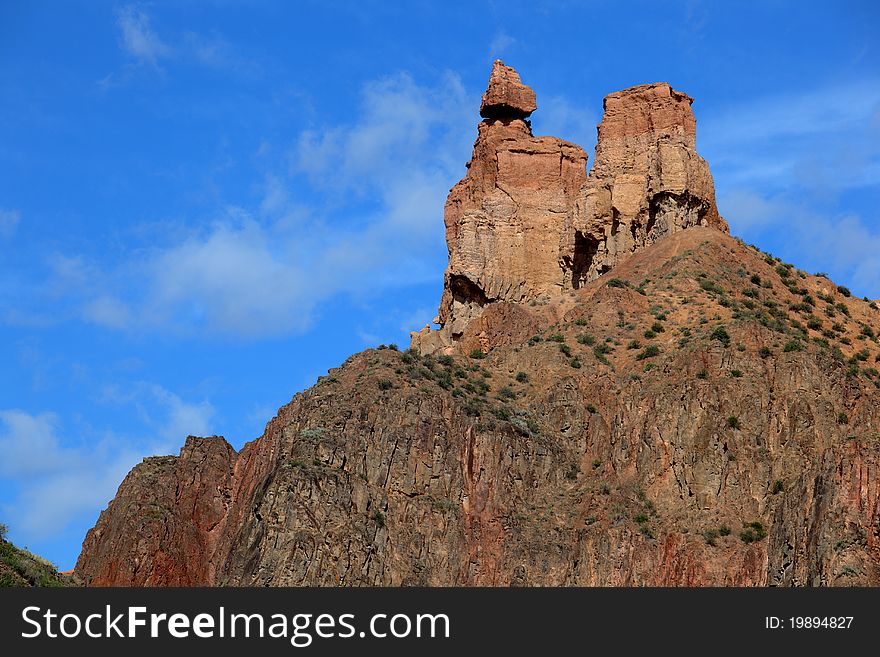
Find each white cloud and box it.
[147,384,215,442]
[0,384,215,544]
[99,382,215,443]
[116,5,172,66]
[489,31,517,61]
[701,78,880,191]
[700,78,880,300]
[67,71,474,339]
[82,295,132,329]
[143,217,312,336]
[720,188,880,298]
[0,411,69,478]
[110,6,257,80]
[0,208,20,239]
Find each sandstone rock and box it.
[480,60,537,119]
[416,63,587,353]
[413,67,726,355]
[559,83,728,288]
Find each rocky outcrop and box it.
[75,436,237,586]
[419,61,587,354]
[560,83,728,289]
[480,60,537,119]
[413,64,727,354]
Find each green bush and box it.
[728,416,741,429]
[377,379,394,390]
[462,398,483,416]
[636,345,660,360]
[548,333,565,343]
[569,358,582,369]
[607,278,628,288]
[730,369,743,378]
[627,340,641,350]
[703,529,719,546]
[710,326,731,346]
[372,510,386,527]
[837,412,849,425]
[587,404,597,414]
[575,318,588,326]
[697,369,708,379]
[593,343,611,365]
[469,348,487,359]
[783,340,803,352]
[434,369,453,389]
[437,355,454,366]
[740,521,767,543]
[759,346,772,358]
[772,480,784,494]
[577,333,596,346]
[643,329,656,339]
[837,285,851,297]
[515,371,529,383]
[698,278,724,294]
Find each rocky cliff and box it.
[74,63,880,587]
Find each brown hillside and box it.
[75,227,880,586]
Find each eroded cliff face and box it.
[75,436,238,586]
[74,63,880,588]
[413,62,727,354]
[76,228,880,587]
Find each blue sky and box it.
[1,1,877,569]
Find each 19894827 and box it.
[765,617,854,629]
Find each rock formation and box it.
[74,62,880,588]
[560,83,728,289]
[413,63,727,354]
[423,61,588,353]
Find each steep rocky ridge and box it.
[74,63,880,587]
[76,228,880,586]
